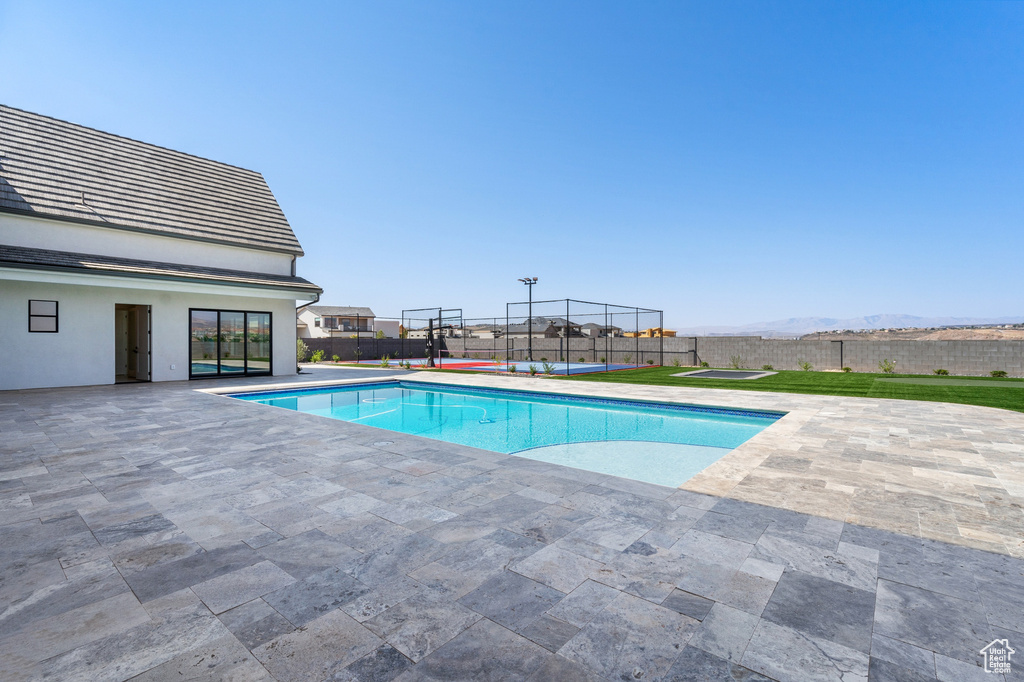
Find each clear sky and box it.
[2,1,1021,328]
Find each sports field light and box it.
[518,277,538,361]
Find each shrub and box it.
[991,370,1008,378]
[623,354,632,363]
[331,354,340,363]
[310,349,325,363]
[762,365,773,371]
[934,368,949,375]
[647,359,654,365]
[600,357,606,363]
[729,356,742,369]
[540,357,548,362]
[375,330,385,339]
[529,364,538,375]
[578,357,586,363]
[672,358,681,367]
[353,349,362,361]
[700,361,709,368]
[380,355,390,368]
[878,358,895,374]
[842,367,852,372]
[542,362,555,375]
[508,364,518,374]
[798,359,813,371]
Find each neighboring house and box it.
[297,306,377,338]
[504,321,560,339]
[0,105,321,390]
[463,323,504,339]
[624,327,677,338]
[505,317,581,339]
[374,319,401,338]
[580,322,623,337]
[406,325,459,339]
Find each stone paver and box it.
[0,367,1022,680]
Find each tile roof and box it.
[0,104,304,254]
[0,244,321,293]
[303,305,376,317]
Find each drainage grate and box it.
[372,440,395,447]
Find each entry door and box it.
[115,304,151,382]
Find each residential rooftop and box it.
[0,104,304,254]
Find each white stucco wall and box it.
[0,277,302,390]
[1,213,296,276]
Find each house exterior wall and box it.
[0,277,300,390]
[297,308,323,339]
[375,320,400,338]
[1,213,295,276]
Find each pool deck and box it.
[1,367,1022,681]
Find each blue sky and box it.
[2,1,1021,327]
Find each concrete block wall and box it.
[444,336,1023,377]
[842,340,1023,376]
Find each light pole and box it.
[518,277,538,361]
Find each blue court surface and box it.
[347,358,640,375]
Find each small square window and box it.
[29,300,59,333]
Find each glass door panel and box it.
[190,310,219,375]
[220,312,246,374]
[246,313,271,374]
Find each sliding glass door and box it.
[190,310,219,376]
[190,309,272,378]
[247,313,272,373]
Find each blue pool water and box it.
[232,381,782,486]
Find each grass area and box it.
[564,366,1024,413]
[313,361,1024,412]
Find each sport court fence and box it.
[324,301,664,373]
[502,299,664,374]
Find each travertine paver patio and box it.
[0,367,1021,681]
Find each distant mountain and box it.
[673,314,1024,338]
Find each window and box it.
[314,316,321,327]
[29,300,58,333]
[190,309,272,378]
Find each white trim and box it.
[0,266,318,302]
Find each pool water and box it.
[232,381,782,487]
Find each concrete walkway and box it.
[0,368,1021,681]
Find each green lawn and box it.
[564,366,1024,413]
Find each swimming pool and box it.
[231,381,783,486]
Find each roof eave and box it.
[0,260,323,295]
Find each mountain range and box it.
[672,314,1024,338]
